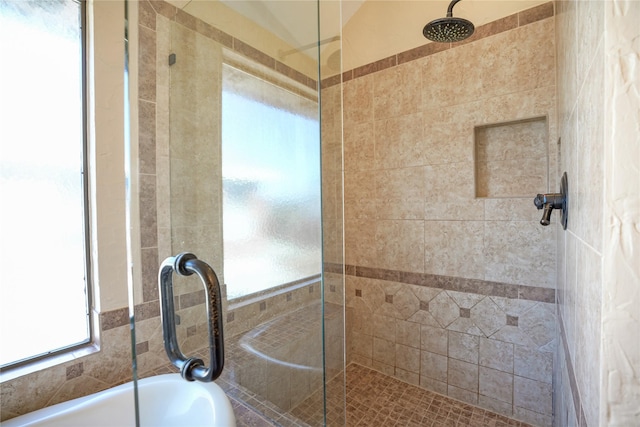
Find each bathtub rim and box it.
[2,373,236,427]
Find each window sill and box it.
[0,342,100,384]
[227,274,321,310]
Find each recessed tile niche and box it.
[474,117,548,198]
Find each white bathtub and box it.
[3,374,236,427]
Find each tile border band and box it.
[107,262,555,328]
[104,277,322,330]
[324,262,556,304]
[558,310,589,427]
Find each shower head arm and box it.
[446,0,463,17]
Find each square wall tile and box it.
[514,345,553,383]
[479,366,513,404]
[396,319,421,348]
[421,351,448,383]
[448,359,478,392]
[395,344,420,373]
[373,337,396,367]
[424,220,485,280]
[479,338,514,373]
[514,375,552,415]
[421,325,448,356]
[448,385,478,405]
[448,331,479,364]
[376,220,425,273]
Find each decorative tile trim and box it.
[518,2,554,27]
[138,100,156,174]
[233,38,276,69]
[147,0,178,21]
[138,25,157,102]
[559,311,588,427]
[323,262,345,274]
[139,174,157,249]
[136,341,149,355]
[397,40,450,65]
[133,300,160,321]
[357,265,399,282]
[103,300,162,327]
[320,73,342,89]
[101,307,129,331]
[519,284,555,303]
[65,363,84,380]
[138,0,157,30]
[345,264,356,276]
[179,289,205,309]
[352,55,397,79]
[343,264,555,303]
[141,247,159,302]
[320,1,555,88]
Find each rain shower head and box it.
[423,0,475,43]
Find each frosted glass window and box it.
[0,0,90,367]
[222,64,321,299]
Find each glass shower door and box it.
[129,0,345,425]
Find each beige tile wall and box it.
[535,1,636,426]
[343,20,558,288]
[339,4,557,426]
[553,1,608,426]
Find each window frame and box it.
[0,0,93,371]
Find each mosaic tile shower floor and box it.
[225,363,533,427]
[142,302,533,426]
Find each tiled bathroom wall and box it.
[552,1,640,427]
[553,2,604,424]
[331,3,558,426]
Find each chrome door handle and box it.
[158,252,224,382]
